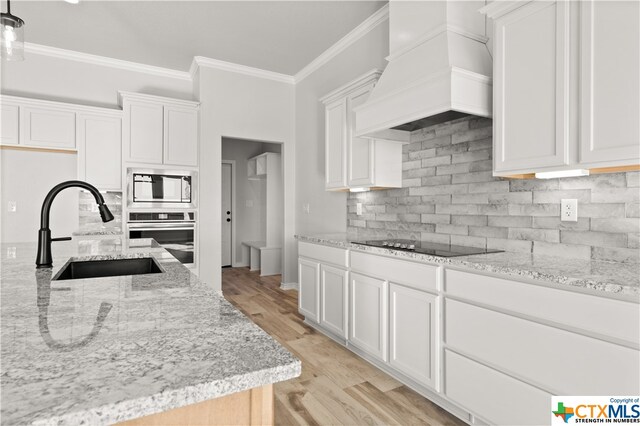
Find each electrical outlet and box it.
[303,203,310,214]
[6,247,16,259]
[7,201,16,212]
[561,199,578,222]
[356,203,363,216]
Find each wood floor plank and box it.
[222,267,466,426]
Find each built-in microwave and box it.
[127,169,197,209]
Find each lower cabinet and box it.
[389,283,438,390]
[349,272,387,362]
[319,264,348,338]
[298,258,320,322]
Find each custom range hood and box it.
[355,1,493,141]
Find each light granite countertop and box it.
[1,238,301,425]
[296,233,640,299]
[71,225,123,236]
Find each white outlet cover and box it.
[7,201,16,212]
[561,199,578,222]
[356,203,363,216]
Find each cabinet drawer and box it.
[350,251,437,293]
[445,299,640,395]
[298,242,348,268]
[445,269,640,345]
[445,350,551,425]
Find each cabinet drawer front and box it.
[298,242,348,268]
[389,284,438,390]
[445,299,640,395]
[445,269,640,345]
[21,107,76,148]
[350,251,437,293]
[320,264,348,338]
[349,272,387,361]
[445,350,551,426]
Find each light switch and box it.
[561,199,578,222]
[356,203,363,216]
[7,201,16,212]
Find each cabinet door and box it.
[298,258,320,322]
[20,106,76,149]
[579,0,640,165]
[349,272,387,361]
[347,85,375,186]
[78,113,122,190]
[320,264,348,338]
[164,105,198,167]
[389,284,438,390]
[493,1,570,173]
[126,101,163,164]
[325,98,348,190]
[0,103,19,145]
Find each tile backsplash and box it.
[78,191,123,231]
[347,116,640,263]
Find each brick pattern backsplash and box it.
[78,191,123,230]
[347,116,640,263]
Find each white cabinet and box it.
[483,0,640,175]
[164,105,198,167]
[126,100,163,164]
[389,283,438,390]
[579,0,640,166]
[77,112,122,190]
[21,105,76,149]
[120,92,199,167]
[319,264,348,338]
[349,272,387,362]
[298,258,320,322]
[324,98,347,189]
[491,1,570,174]
[321,70,403,191]
[0,103,19,145]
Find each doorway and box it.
[221,137,283,274]
[221,161,233,267]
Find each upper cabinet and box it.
[483,1,640,176]
[119,92,199,167]
[0,103,19,145]
[321,70,404,191]
[77,112,123,190]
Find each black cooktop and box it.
[352,239,504,258]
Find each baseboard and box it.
[232,262,249,268]
[280,281,299,291]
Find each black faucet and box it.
[36,180,115,268]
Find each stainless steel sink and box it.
[52,257,163,280]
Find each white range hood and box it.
[355,1,493,141]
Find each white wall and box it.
[295,22,389,236]
[222,138,281,264]
[196,67,295,290]
[0,149,78,243]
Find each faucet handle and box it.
[51,237,72,242]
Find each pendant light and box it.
[1,0,25,61]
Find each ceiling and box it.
[12,1,387,75]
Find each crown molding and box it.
[191,56,295,84]
[294,3,389,84]
[479,1,528,19]
[24,43,192,81]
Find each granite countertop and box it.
[296,234,640,299]
[1,238,300,425]
[71,225,123,236]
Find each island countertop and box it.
[0,238,301,425]
[296,233,640,299]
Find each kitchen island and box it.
[0,238,301,425]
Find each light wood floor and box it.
[222,267,465,426]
